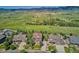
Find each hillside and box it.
[0,10,79,27]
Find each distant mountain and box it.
[0,6,79,11]
[27,6,79,11]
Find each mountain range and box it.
[0,6,79,11]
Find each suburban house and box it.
[69,36,79,45]
[0,30,7,44]
[48,34,65,53]
[0,34,6,44]
[3,29,13,37]
[13,32,27,44]
[33,32,42,44]
[48,34,65,45]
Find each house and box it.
[0,34,6,44]
[48,34,65,45]
[33,32,42,44]
[3,29,13,37]
[0,29,13,44]
[69,36,79,45]
[13,32,27,44]
[0,30,6,44]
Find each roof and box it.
[69,36,79,45]
[0,34,6,40]
[3,29,13,35]
[0,31,4,35]
[48,34,65,45]
[0,34,6,44]
[33,32,42,39]
[3,29,12,32]
[13,32,26,42]
[33,32,42,43]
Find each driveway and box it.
[18,42,26,50]
[56,45,65,53]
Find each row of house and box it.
[15,32,79,45]
[1,30,79,46]
[0,29,79,52]
[0,29,13,44]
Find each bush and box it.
[10,45,16,50]
[69,45,77,53]
[63,35,68,40]
[48,44,56,53]
[60,32,65,36]
[0,44,4,49]
[20,49,28,53]
[64,45,77,53]
[42,34,48,41]
[64,47,69,53]
[3,41,10,50]
[33,43,41,50]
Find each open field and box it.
[0,24,79,35]
[0,11,79,35]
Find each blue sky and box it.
[0,6,42,9]
[0,6,59,9]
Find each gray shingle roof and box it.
[48,34,65,45]
[0,34,6,40]
[69,36,79,45]
[13,32,26,42]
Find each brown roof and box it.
[33,32,42,43]
[33,32,42,39]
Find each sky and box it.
[0,6,43,9]
[0,6,60,9]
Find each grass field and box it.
[0,11,79,35]
[0,23,79,35]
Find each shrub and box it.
[64,45,77,53]
[33,43,41,50]
[20,49,28,53]
[42,34,48,41]
[48,44,56,53]
[69,45,77,53]
[3,41,10,50]
[0,44,4,49]
[60,32,65,36]
[64,47,69,53]
[63,35,68,40]
[10,45,16,50]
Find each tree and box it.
[42,34,48,41]
[3,41,10,50]
[27,32,34,48]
